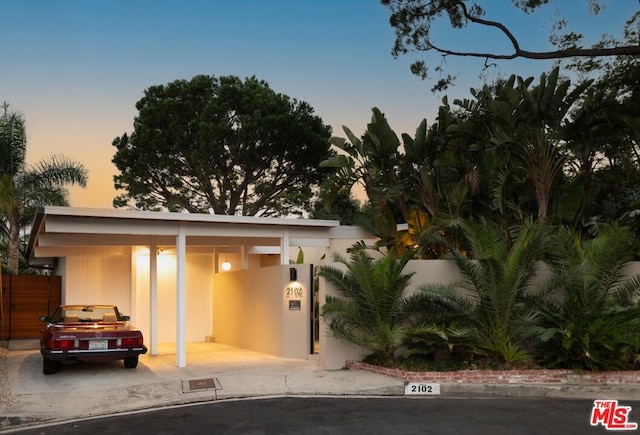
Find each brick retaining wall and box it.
[345,361,640,385]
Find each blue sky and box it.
[1,0,636,208]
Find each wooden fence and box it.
[1,275,61,341]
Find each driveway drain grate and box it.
[182,377,223,393]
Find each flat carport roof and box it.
[26,206,372,367]
[27,206,358,259]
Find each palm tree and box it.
[319,248,421,364]
[530,223,640,370]
[0,103,88,273]
[417,219,549,365]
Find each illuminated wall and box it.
[212,264,311,359]
[133,247,214,343]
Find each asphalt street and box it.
[7,397,640,435]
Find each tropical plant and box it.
[415,219,549,366]
[320,107,404,214]
[320,107,408,252]
[0,104,87,273]
[319,247,421,365]
[529,223,640,370]
[401,100,480,256]
[321,106,475,256]
[454,67,591,225]
[401,321,477,370]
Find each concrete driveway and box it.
[3,342,640,432]
[0,342,404,430]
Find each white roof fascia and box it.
[40,206,340,228]
[43,216,336,241]
[325,225,377,239]
[289,237,330,247]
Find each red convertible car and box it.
[39,304,148,374]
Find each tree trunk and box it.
[7,213,20,274]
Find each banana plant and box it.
[320,107,409,223]
[321,108,401,198]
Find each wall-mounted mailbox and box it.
[288,300,301,311]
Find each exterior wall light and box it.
[289,267,297,281]
[221,260,231,271]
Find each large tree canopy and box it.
[112,75,332,217]
[382,0,640,91]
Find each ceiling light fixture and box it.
[221,256,231,271]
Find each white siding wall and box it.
[63,247,132,313]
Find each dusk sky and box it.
[2,1,637,209]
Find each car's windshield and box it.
[50,306,120,323]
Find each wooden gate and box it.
[1,275,62,341]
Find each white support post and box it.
[281,229,290,265]
[150,237,158,356]
[176,224,187,368]
[242,245,249,270]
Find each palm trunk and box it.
[536,185,548,224]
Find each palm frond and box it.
[320,247,417,360]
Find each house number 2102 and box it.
[405,382,441,395]
[285,286,303,298]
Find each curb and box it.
[346,361,640,400]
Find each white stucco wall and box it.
[212,264,311,359]
[403,259,463,293]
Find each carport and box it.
[27,206,373,368]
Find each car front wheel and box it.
[124,356,139,368]
[43,357,58,375]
